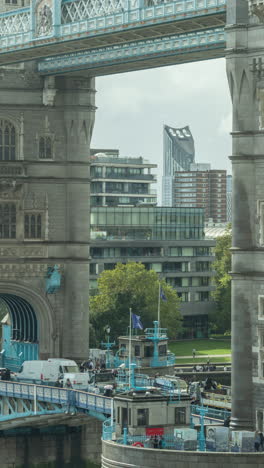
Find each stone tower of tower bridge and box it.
[0,0,95,363]
[227,0,264,431]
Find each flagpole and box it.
[129,307,132,388]
[158,282,161,326]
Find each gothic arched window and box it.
[24,214,42,239]
[0,204,16,239]
[0,120,16,161]
[39,136,52,159]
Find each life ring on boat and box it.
[132,442,144,447]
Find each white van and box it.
[14,359,90,390]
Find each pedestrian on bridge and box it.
[65,378,72,389]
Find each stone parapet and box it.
[102,441,264,468]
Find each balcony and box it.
[104,173,156,181]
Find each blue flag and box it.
[132,313,143,330]
[160,288,167,301]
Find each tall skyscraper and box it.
[162,125,195,206]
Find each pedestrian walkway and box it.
[177,353,231,359]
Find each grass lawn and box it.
[168,339,231,357]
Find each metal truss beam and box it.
[38,27,225,76]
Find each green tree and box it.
[210,226,232,333]
[90,262,182,344]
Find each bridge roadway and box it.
[0,380,112,430]
[0,0,226,75]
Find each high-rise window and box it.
[0,120,16,161]
[0,204,16,239]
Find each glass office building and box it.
[90,206,215,338]
[91,207,204,242]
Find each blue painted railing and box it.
[191,404,230,422]
[0,381,111,416]
[103,418,116,440]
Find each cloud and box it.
[218,112,232,135]
[92,58,233,199]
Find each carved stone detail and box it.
[0,166,24,176]
[0,263,64,277]
[249,0,264,22]
[0,180,23,200]
[36,0,53,37]
[257,200,264,246]
[251,58,264,129]
[0,246,48,258]
[43,76,57,107]
[24,191,48,210]
[256,88,264,129]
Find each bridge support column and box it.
[227,0,264,430]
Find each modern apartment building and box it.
[90,149,157,207]
[90,206,216,338]
[162,125,195,206]
[173,163,227,223]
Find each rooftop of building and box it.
[205,226,230,238]
[164,124,195,156]
[90,206,205,241]
[90,148,157,168]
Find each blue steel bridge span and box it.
[0,0,226,75]
[0,380,112,431]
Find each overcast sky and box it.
[91,58,232,203]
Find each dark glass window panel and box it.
[11,128,15,145]
[37,215,42,238]
[11,225,16,238]
[0,204,16,239]
[0,119,16,161]
[39,137,45,158]
[4,127,9,145]
[24,215,29,238]
[0,203,16,239]
[39,136,53,159]
[46,137,52,158]
[24,213,42,239]
[3,225,9,238]
[30,215,35,238]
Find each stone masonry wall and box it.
[102,441,264,468]
[0,417,102,468]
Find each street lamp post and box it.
[101,326,115,369]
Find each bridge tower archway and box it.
[0,283,57,369]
